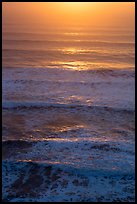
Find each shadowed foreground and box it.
[2,161,135,202]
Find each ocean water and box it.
[2,26,135,202]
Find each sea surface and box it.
[2,25,135,202]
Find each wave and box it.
[81,68,135,77]
[2,139,34,148]
[3,48,134,63]
[2,65,135,74]
[2,79,134,89]
[2,139,134,155]
[3,39,134,46]
[2,101,134,112]
[3,30,134,35]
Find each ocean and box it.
[2,26,135,202]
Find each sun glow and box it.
[63,2,91,12]
[64,2,88,7]
[3,2,135,28]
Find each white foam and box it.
[2,67,135,110]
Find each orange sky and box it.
[2,2,135,29]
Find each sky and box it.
[2,2,135,30]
